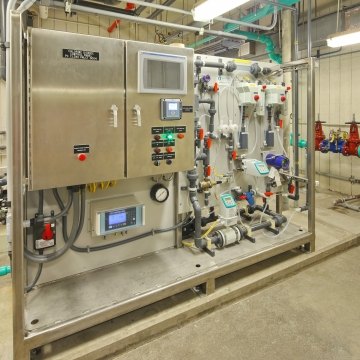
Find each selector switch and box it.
[154,161,161,166]
[154,134,161,141]
[154,148,161,154]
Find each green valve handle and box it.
[0,266,11,276]
[290,133,307,148]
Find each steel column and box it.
[306,57,316,251]
[10,12,29,360]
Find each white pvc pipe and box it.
[115,0,278,32]
[52,1,249,42]
[16,0,37,13]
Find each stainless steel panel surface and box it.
[28,29,125,190]
[24,229,312,350]
[125,41,194,178]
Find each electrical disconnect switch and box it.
[33,218,56,250]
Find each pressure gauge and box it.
[150,183,169,203]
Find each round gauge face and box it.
[150,184,169,203]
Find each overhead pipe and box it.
[147,0,176,19]
[234,30,282,63]
[52,1,249,42]
[77,0,137,15]
[134,0,154,16]
[188,0,301,63]
[119,0,281,31]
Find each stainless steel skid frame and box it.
[9,13,316,360]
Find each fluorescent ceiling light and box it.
[327,29,360,48]
[192,0,250,22]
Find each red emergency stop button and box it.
[281,96,286,102]
[177,133,185,139]
[287,86,291,91]
[77,153,87,161]
[166,147,173,153]
[254,94,260,101]
[262,85,267,90]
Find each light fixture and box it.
[192,0,250,22]
[327,28,360,48]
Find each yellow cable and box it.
[201,219,220,239]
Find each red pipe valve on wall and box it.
[342,114,360,157]
[315,115,326,151]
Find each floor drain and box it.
[31,319,39,325]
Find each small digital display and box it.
[104,207,138,233]
[168,102,178,111]
[223,195,235,207]
[109,211,126,226]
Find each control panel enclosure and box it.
[28,29,125,190]
[91,195,145,236]
[126,41,194,178]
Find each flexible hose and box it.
[65,215,190,253]
[39,189,74,222]
[25,262,43,292]
[24,191,80,263]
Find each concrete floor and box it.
[0,189,359,359]
[113,246,360,360]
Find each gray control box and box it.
[160,98,182,120]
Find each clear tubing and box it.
[262,210,297,238]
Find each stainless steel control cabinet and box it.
[28,29,126,190]
[125,41,194,178]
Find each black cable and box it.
[53,186,191,253]
[24,191,80,263]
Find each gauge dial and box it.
[150,183,169,203]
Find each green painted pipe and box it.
[233,30,282,63]
[0,265,11,276]
[188,0,300,63]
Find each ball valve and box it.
[265,153,290,170]
[342,114,360,157]
[315,115,326,151]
